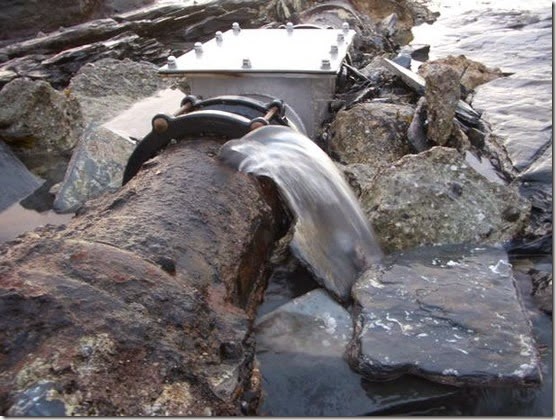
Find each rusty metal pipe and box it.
[0,139,285,416]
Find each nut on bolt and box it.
[342,22,350,33]
[194,42,203,54]
[242,58,252,69]
[286,22,294,33]
[321,59,331,69]
[153,117,169,133]
[232,22,241,34]
[215,31,223,42]
[167,55,177,68]
[330,45,339,55]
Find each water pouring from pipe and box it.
[219,125,383,301]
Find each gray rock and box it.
[0,69,17,84]
[0,78,84,181]
[68,57,168,124]
[360,146,531,253]
[348,244,542,387]
[328,102,414,178]
[53,124,134,213]
[0,140,43,212]
[255,288,461,415]
[419,55,504,94]
[424,64,460,146]
[54,58,171,212]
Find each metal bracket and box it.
[122,110,253,184]
[122,95,295,185]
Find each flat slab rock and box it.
[255,289,461,416]
[348,244,542,387]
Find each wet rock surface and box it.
[255,288,462,415]
[348,244,541,387]
[0,139,280,415]
[360,146,530,253]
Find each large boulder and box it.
[53,58,172,212]
[360,146,530,253]
[68,58,168,123]
[328,102,414,178]
[0,78,84,181]
[0,139,280,416]
[348,244,542,387]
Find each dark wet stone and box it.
[530,269,553,315]
[19,181,56,212]
[255,288,461,416]
[348,244,542,387]
[0,140,43,212]
[400,43,430,61]
[393,52,412,69]
[407,96,431,153]
[53,124,134,213]
[467,126,487,149]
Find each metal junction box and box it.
[158,24,356,139]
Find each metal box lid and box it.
[159,24,356,76]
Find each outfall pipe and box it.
[0,138,286,416]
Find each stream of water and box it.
[219,125,384,302]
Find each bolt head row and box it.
[169,21,352,70]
